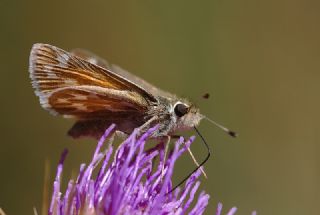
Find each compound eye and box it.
[174,103,189,117]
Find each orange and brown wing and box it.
[71,48,175,99]
[29,43,156,119]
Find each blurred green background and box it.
[1,0,319,214]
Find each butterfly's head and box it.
[170,101,238,138]
[171,101,203,132]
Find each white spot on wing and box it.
[74,95,88,100]
[57,98,68,103]
[72,103,88,111]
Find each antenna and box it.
[168,126,211,194]
[202,115,238,138]
[167,116,237,194]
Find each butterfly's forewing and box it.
[29,43,156,119]
[71,48,175,99]
[70,48,110,69]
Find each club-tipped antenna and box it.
[202,115,238,138]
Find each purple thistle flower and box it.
[48,124,255,215]
[49,124,209,215]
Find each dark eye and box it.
[174,103,189,117]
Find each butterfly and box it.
[29,43,206,140]
[29,43,238,190]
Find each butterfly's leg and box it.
[101,130,129,164]
[114,130,128,140]
[171,135,207,178]
[136,115,159,135]
[185,143,207,178]
[160,135,171,179]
